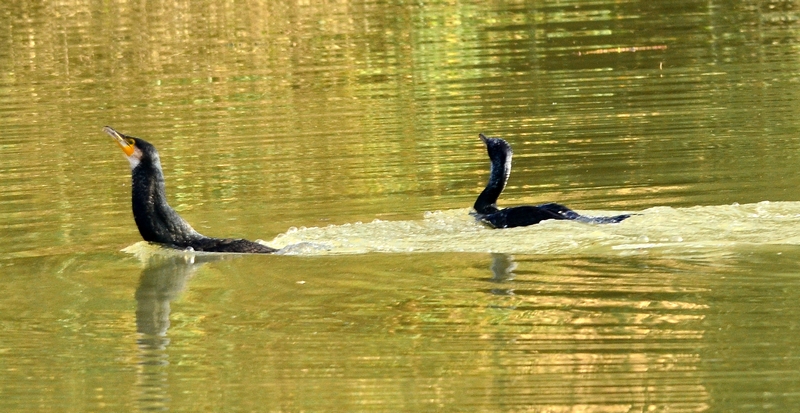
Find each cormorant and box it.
[104,126,277,253]
[473,134,630,228]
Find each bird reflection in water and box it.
[489,253,517,296]
[134,252,227,411]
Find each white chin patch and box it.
[127,156,140,169]
[126,147,143,170]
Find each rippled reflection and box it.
[3,0,800,411]
[489,253,517,295]
[476,254,711,410]
[133,252,226,411]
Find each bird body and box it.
[473,134,630,228]
[104,127,276,253]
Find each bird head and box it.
[103,126,149,169]
[479,133,513,162]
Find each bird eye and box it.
[126,138,135,146]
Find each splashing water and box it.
[121,201,800,258]
[261,201,800,256]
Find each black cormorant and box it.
[104,126,277,253]
[473,134,630,228]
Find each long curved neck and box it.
[131,155,203,245]
[473,146,511,214]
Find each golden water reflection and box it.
[3,0,800,410]
[116,249,710,411]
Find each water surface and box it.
[3,0,800,411]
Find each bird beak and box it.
[479,133,488,143]
[103,126,135,156]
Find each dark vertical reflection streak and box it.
[489,253,517,296]
[133,253,226,412]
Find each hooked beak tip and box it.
[103,126,135,156]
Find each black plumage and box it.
[473,134,630,228]
[105,126,277,253]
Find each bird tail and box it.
[537,203,631,224]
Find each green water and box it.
[3,0,800,411]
